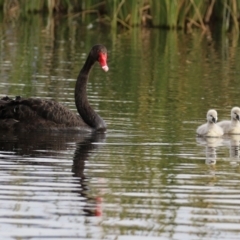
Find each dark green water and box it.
[0,15,240,239]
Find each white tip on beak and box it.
[102,65,109,72]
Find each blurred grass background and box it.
[0,0,239,31]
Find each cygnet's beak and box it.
[212,117,216,123]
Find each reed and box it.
[0,0,240,31]
[106,0,146,29]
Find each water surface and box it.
[0,16,240,239]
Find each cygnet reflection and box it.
[196,137,223,165]
[222,135,240,159]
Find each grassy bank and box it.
[0,0,239,31]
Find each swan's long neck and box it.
[75,54,106,131]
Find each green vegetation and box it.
[0,0,240,31]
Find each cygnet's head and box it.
[231,107,240,121]
[206,109,218,123]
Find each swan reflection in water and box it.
[222,135,240,160]
[196,137,223,165]
[0,131,106,217]
[196,135,240,165]
[72,133,106,216]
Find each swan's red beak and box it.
[98,52,109,72]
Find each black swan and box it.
[0,45,109,132]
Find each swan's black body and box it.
[0,45,108,132]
